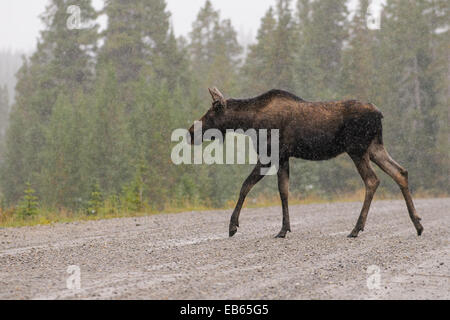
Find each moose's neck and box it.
[222,98,261,131]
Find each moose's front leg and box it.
[229,162,266,237]
[276,159,291,238]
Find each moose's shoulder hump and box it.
[227,89,306,110]
[264,89,305,102]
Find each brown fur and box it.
[189,88,424,238]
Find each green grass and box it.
[0,188,446,229]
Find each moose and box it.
[188,88,424,239]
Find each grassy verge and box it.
[0,189,447,229]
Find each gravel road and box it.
[0,198,448,300]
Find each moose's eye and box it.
[212,102,224,112]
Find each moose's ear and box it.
[208,87,226,107]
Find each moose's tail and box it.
[368,103,384,145]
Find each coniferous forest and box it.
[0,0,448,222]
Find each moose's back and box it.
[249,96,384,161]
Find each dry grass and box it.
[0,189,447,228]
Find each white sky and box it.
[0,0,277,52]
[0,0,374,52]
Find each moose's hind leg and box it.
[369,143,424,236]
[275,159,291,239]
[348,152,380,238]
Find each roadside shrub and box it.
[86,183,103,215]
[16,183,39,219]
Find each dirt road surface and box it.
[0,198,448,300]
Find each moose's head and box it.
[188,88,228,145]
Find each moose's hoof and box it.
[275,230,290,239]
[348,225,364,238]
[417,225,424,237]
[347,230,360,238]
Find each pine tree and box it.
[81,65,131,197]
[0,0,98,204]
[425,0,449,192]
[189,0,242,100]
[0,50,23,104]
[100,0,178,85]
[40,91,88,208]
[0,85,9,158]
[127,75,177,208]
[160,29,191,92]
[86,182,103,215]
[17,182,39,218]
[190,0,220,66]
[241,7,277,94]
[242,0,297,95]
[294,0,348,100]
[340,0,377,101]
[98,0,191,208]
[376,0,444,191]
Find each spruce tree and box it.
[98,0,190,208]
[376,0,444,190]
[40,91,88,208]
[340,0,377,102]
[242,0,297,95]
[0,85,8,156]
[0,0,98,204]
[101,0,178,85]
[189,0,242,101]
[294,0,348,100]
[82,65,131,197]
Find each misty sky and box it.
[0,0,277,52]
[0,0,372,52]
